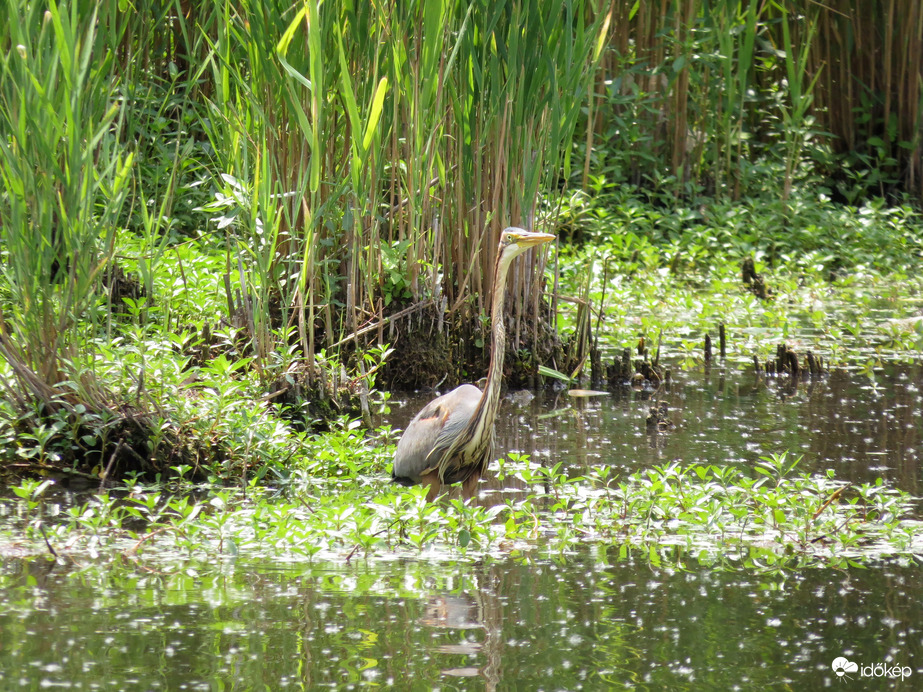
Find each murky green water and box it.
[1,551,921,690]
[396,361,921,499]
[1,363,921,689]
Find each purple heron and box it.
[391,227,555,501]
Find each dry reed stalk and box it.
[797,0,921,197]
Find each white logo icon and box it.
[832,657,859,679]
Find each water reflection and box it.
[386,362,923,495]
[2,550,920,690]
[421,590,492,684]
[1,364,921,689]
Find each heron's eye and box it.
[505,233,513,243]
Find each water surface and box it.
[385,362,923,497]
[1,363,921,690]
[1,551,921,690]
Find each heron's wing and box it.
[426,387,482,463]
[391,385,481,484]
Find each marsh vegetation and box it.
[1,0,922,688]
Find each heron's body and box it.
[390,384,490,485]
[390,228,554,501]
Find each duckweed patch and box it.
[2,452,919,573]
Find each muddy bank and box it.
[379,300,570,390]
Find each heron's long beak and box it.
[510,229,556,248]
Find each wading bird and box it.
[391,227,555,501]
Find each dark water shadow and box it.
[386,362,923,497]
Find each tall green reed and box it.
[772,1,822,202]
[1,0,605,409]
[583,0,920,202]
[0,0,133,411]
[193,0,604,384]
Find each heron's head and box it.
[498,227,555,263]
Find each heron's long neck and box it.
[473,252,513,428]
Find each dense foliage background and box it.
[0,0,921,480]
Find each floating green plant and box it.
[2,452,919,574]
